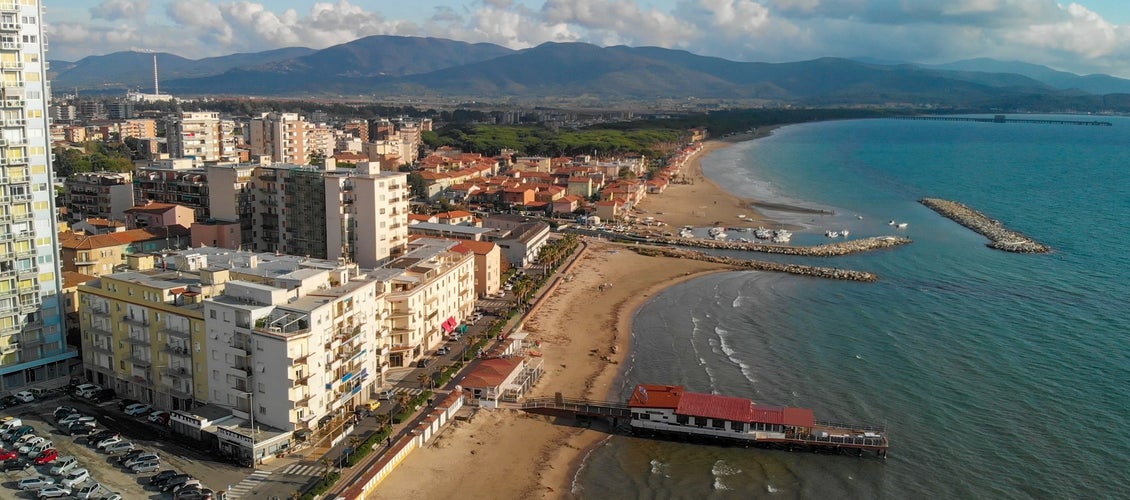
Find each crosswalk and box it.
[393,387,424,397]
[277,462,326,477]
[226,469,271,499]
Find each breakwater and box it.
[645,235,912,256]
[919,198,1050,253]
[629,246,880,282]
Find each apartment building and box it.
[63,171,135,222]
[324,163,409,267]
[134,159,210,219]
[249,112,308,164]
[385,239,476,367]
[0,0,76,391]
[202,163,256,249]
[167,111,238,163]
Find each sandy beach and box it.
[374,135,773,499]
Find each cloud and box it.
[91,0,152,21]
[43,0,1130,78]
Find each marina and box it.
[522,385,889,457]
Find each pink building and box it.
[123,201,196,230]
[190,220,243,249]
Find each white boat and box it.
[825,231,840,238]
[754,227,774,239]
[888,220,897,226]
[857,215,864,220]
[771,229,792,243]
[840,230,851,237]
[896,223,909,229]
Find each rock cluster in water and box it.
[645,235,912,256]
[919,198,1050,254]
[630,246,880,282]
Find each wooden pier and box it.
[895,115,1111,126]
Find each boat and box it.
[896,223,909,229]
[771,229,792,243]
[840,230,851,237]
[857,215,864,220]
[888,220,897,226]
[708,226,726,238]
[825,231,841,238]
[753,227,774,239]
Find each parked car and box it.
[74,483,104,499]
[116,449,148,464]
[0,416,22,432]
[59,414,96,427]
[436,346,450,355]
[36,486,73,498]
[149,470,179,486]
[103,441,134,455]
[416,357,431,368]
[61,468,90,488]
[123,403,151,416]
[33,449,60,465]
[377,389,395,401]
[122,452,159,467]
[13,390,38,403]
[0,395,21,407]
[17,436,47,453]
[22,440,55,456]
[94,435,123,449]
[73,384,100,399]
[171,479,202,493]
[70,424,98,437]
[175,487,214,499]
[13,432,41,446]
[0,449,18,461]
[89,389,117,403]
[17,475,56,490]
[129,460,160,473]
[49,456,78,475]
[161,474,195,492]
[89,431,118,444]
[117,399,141,411]
[148,411,171,425]
[2,458,31,471]
[53,406,79,420]
[3,425,34,441]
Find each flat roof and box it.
[409,222,494,235]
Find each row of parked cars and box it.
[0,415,113,499]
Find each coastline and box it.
[373,132,779,499]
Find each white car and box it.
[13,390,37,403]
[37,485,72,498]
[148,411,171,423]
[123,403,151,416]
[17,476,56,490]
[61,468,90,488]
[95,436,123,449]
[73,384,100,399]
[103,441,134,455]
[58,413,94,426]
[18,436,47,453]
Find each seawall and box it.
[629,246,880,282]
[639,234,912,256]
[919,198,1050,253]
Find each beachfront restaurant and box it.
[460,356,544,408]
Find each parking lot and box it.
[0,392,250,499]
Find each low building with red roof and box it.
[460,356,544,409]
[627,384,816,440]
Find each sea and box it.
[571,116,1130,499]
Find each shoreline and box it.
[373,131,791,499]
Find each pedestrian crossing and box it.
[226,469,271,499]
[393,387,424,397]
[277,462,326,477]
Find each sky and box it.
[44,0,1130,78]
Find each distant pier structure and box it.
[896,115,1111,126]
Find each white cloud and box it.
[42,0,1130,78]
[91,0,152,21]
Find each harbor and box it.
[644,233,913,256]
[919,198,1051,253]
[629,245,882,282]
[521,385,889,458]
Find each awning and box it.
[441,316,457,333]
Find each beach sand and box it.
[374,134,780,499]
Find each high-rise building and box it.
[0,1,76,390]
[249,112,308,164]
[168,112,238,163]
[63,171,135,222]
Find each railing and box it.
[121,316,149,327]
[521,397,632,417]
[162,344,192,358]
[814,420,887,434]
[292,352,311,365]
[160,327,191,340]
[162,366,191,379]
[125,335,151,346]
[792,432,889,448]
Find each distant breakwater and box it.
[919,198,1050,253]
[644,235,912,256]
[630,246,880,282]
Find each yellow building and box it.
[77,262,213,411]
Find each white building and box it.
[325,162,409,268]
[167,111,238,163]
[0,0,76,391]
[249,112,309,164]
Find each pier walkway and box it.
[894,115,1112,126]
[521,396,632,419]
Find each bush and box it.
[344,427,394,467]
[301,470,341,499]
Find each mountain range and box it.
[49,35,1130,106]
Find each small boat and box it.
[840,230,851,237]
[857,215,864,220]
[896,223,909,229]
[888,220,897,226]
[771,229,792,243]
[825,231,840,238]
[754,227,773,239]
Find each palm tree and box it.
[417,372,434,390]
[375,413,390,431]
[320,457,332,477]
[395,392,412,412]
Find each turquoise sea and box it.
[573,117,1130,499]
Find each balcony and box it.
[125,355,152,367]
[162,366,191,380]
[162,344,192,358]
[87,343,113,355]
[91,308,111,318]
[294,393,312,407]
[0,22,17,32]
[291,352,311,365]
[160,327,191,341]
[2,98,23,108]
[87,325,113,339]
[121,315,149,327]
[293,372,311,386]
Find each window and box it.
[694,416,707,427]
[210,310,216,319]
[675,415,688,425]
[711,419,725,429]
[732,422,745,432]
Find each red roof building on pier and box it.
[628,384,814,428]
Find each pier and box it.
[894,115,1112,126]
[629,246,881,282]
[919,198,1050,253]
[521,387,889,458]
[643,234,912,256]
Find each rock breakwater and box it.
[919,198,1050,253]
[630,246,880,282]
[645,235,912,256]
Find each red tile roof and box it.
[627,384,815,426]
[461,357,524,389]
[627,384,683,410]
[677,391,755,423]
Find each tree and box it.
[406,172,427,199]
[417,372,434,390]
[308,149,326,167]
[375,413,390,431]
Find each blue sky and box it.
[45,0,1130,77]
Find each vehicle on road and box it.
[436,346,450,355]
[17,475,56,490]
[377,389,395,401]
[61,468,91,488]
[36,485,72,498]
[416,357,431,368]
[124,403,151,416]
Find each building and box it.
[123,201,195,230]
[63,172,135,222]
[134,159,210,220]
[204,163,256,250]
[249,112,309,164]
[58,227,192,277]
[167,112,238,163]
[482,216,551,268]
[452,240,502,298]
[0,1,77,391]
[324,163,409,267]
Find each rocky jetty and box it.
[644,234,912,256]
[919,198,1050,253]
[630,246,880,282]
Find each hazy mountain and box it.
[925,58,1130,95]
[248,35,514,77]
[49,47,316,91]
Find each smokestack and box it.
[153,54,159,95]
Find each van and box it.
[75,384,101,399]
[0,417,22,432]
[49,456,78,476]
